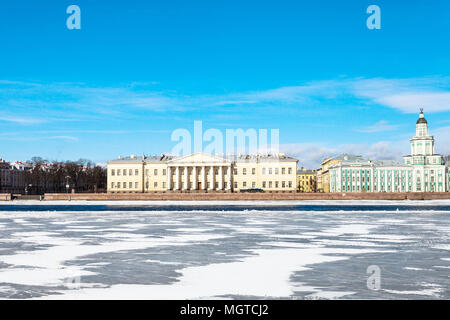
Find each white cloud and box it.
[1,76,450,125]
[433,126,450,155]
[357,120,398,133]
[281,140,410,169]
[376,92,450,113]
[0,115,45,124]
[351,77,450,113]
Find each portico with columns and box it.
[167,153,232,191]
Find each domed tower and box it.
[411,108,434,156]
[403,108,446,192]
[416,108,428,137]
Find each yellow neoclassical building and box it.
[296,168,317,192]
[107,152,298,193]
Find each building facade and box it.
[0,159,31,194]
[329,111,448,193]
[297,168,316,192]
[107,153,298,193]
[402,110,446,192]
[317,157,344,192]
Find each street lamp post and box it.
[65,176,71,194]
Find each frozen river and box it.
[0,200,449,299]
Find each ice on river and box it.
[0,201,449,299]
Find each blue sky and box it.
[1,0,450,167]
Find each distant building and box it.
[329,110,448,193]
[297,168,316,192]
[317,154,361,192]
[107,152,298,193]
[0,159,30,194]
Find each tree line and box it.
[25,157,106,194]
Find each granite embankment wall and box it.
[42,192,450,201]
[0,194,12,201]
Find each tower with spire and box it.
[403,109,446,192]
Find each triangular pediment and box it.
[168,153,230,164]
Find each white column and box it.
[202,166,206,190]
[406,170,409,192]
[193,166,197,190]
[370,168,374,193]
[227,166,231,190]
[209,166,215,190]
[167,167,172,190]
[392,170,395,192]
[385,170,388,192]
[183,166,188,190]
[219,166,223,190]
[175,166,180,190]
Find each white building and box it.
[402,110,446,192]
[330,110,448,193]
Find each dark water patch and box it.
[2,204,450,212]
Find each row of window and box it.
[111,181,170,189]
[111,181,140,189]
[111,180,294,189]
[111,168,168,176]
[112,167,295,177]
[341,185,412,192]
[260,181,293,188]
[234,167,294,175]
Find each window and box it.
[111,169,115,176]
[243,182,247,188]
[129,182,132,189]
[123,169,127,176]
[129,169,132,176]
[269,168,272,174]
[252,168,256,175]
[234,168,238,175]
[288,168,292,174]
[135,169,139,175]
[288,181,292,188]
[262,181,266,188]
[275,181,279,188]
[252,182,256,188]
[215,168,218,175]
[163,169,166,175]
[111,182,114,188]
[275,168,279,174]
[117,182,121,188]
[117,169,121,176]
[215,182,219,188]
[234,182,238,188]
[269,181,273,188]
[154,182,158,188]
[282,181,286,188]
[163,182,166,188]
[154,169,158,176]
[262,168,266,175]
[123,182,126,188]
[282,168,285,174]
[135,182,138,189]
[243,168,247,175]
